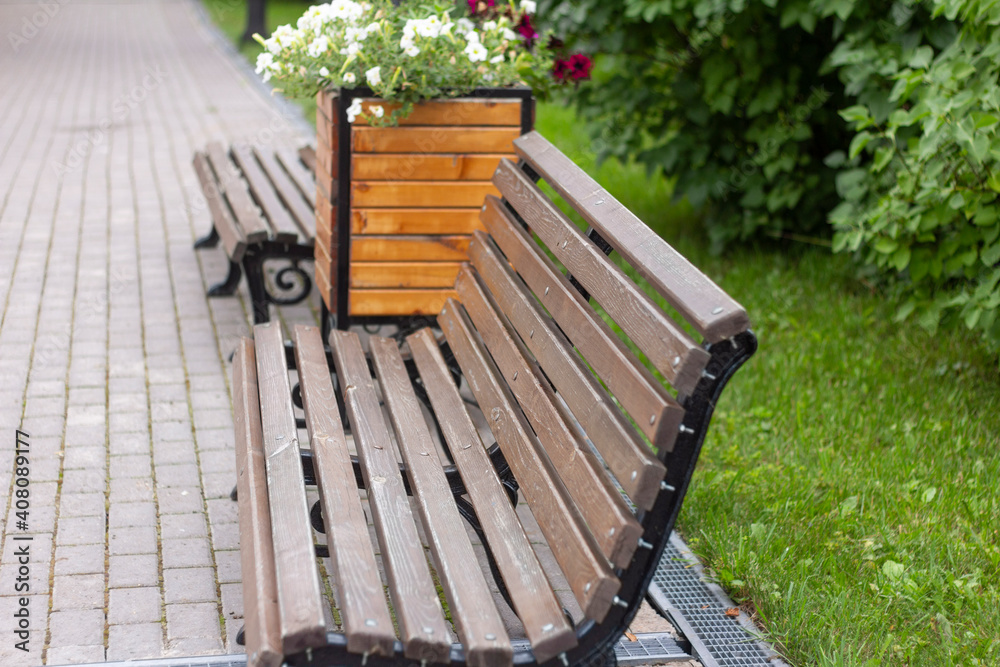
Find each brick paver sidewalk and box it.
[0,1,316,664]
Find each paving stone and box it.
[108,586,162,625]
[58,493,106,518]
[61,445,106,471]
[51,574,106,611]
[162,537,214,569]
[45,644,107,665]
[107,622,164,661]
[213,549,242,584]
[109,431,150,456]
[109,554,160,588]
[166,602,223,641]
[109,526,158,556]
[48,608,106,647]
[53,544,106,576]
[155,463,201,487]
[109,502,157,528]
[109,477,154,503]
[163,567,219,604]
[161,512,208,540]
[157,486,206,514]
[109,453,152,478]
[55,515,106,546]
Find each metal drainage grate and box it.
[646,534,787,667]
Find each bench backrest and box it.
[426,130,754,626]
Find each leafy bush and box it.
[831,0,1000,353]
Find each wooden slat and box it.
[232,338,283,667]
[492,159,710,393]
[352,127,520,154]
[205,141,270,242]
[254,147,315,239]
[469,232,667,511]
[292,325,395,657]
[328,330,452,664]
[348,289,456,316]
[315,191,334,254]
[352,181,499,208]
[351,235,471,262]
[407,327,577,663]
[513,131,750,343]
[352,208,485,235]
[369,336,513,667]
[251,322,327,653]
[455,266,642,569]
[353,98,523,126]
[275,146,316,204]
[298,145,317,174]
[231,145,299,243]
[316,262,335,312]
[436,299,620,622]
[350,262,462,288]
[352,154,515,181]
[192,152,247,262]
[481,196,683,451]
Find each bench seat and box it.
[231,131,757,667]
[193,142,317,324]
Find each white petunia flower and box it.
[502,28,518,41]
[465,30,480,44]
[415,16,442,37]
[319,66,330,77]
[346,97,363,123]
[464,41,488,62]
[365,21,381,35]
[489,54,504,64]
[307,35,330,58]
[483,20,497,31]
[340,42,362,56]
[329,0,364,21]
[343,72,357,84]
[404,43,420,57]
[370,105,384,118]
[520,0,537,13]
[365,66,382,86]
[456,18,475,34]
[264,37,281,55]
[255,51,274,74]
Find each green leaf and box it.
[874,237,899,254]
[873,145,894,172]
[908,45,934,69]
[892,245,911,271]
[849,131,873,159]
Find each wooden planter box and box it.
[314,87,534,328]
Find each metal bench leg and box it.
[243,253,271,324]
[206,260,242,297]
[193,223,220,249]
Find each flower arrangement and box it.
[253,0,557,124]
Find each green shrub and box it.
[831,0,1000,353]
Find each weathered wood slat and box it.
[350,262,462,288]
[492,159,710,394]
[328,330,452,664]
[468,231,667,511]
[254,147,315,239]
[192,152,247,262]
[455,266,643,569]
[292,325,395,658]
[232,338,283,667]
[352,127,521,154]
[251,322,327,654]
[436,299,620,622]
[275,146,316,204]
[352,181,500,208]
[352,154,515,181]
[513,131,751,343]
[231,145,299,243]
[351,208,485,235]
[481,195,683,452]
[348,289,456,316]
[351,235,471,262]
[352,98,523,126]
[206,141,270,242]
[369,336,513,667]
[407,326,577,664]
[298,145,317,174]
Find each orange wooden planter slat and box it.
[347,289,457,316]
[351,235,472,262]
[352,181,500,208]
[350,262,463,288]
[352,99,522,126]
[352,154,516,181]
[351,208,486,235]
[352,127,521,154]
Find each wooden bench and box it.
[231,131,757,667]
[193,142,317,324]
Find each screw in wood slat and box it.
[485,633,497,641]
[660,481,676,492]
[560,653,570,667]
[649,414,656,425]
[637,538,654,549]
[595,199,605,206]
[613,596,629,608]
[712,306,724,314]
[542,623,554,632]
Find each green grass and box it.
[202,8,1000,664]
